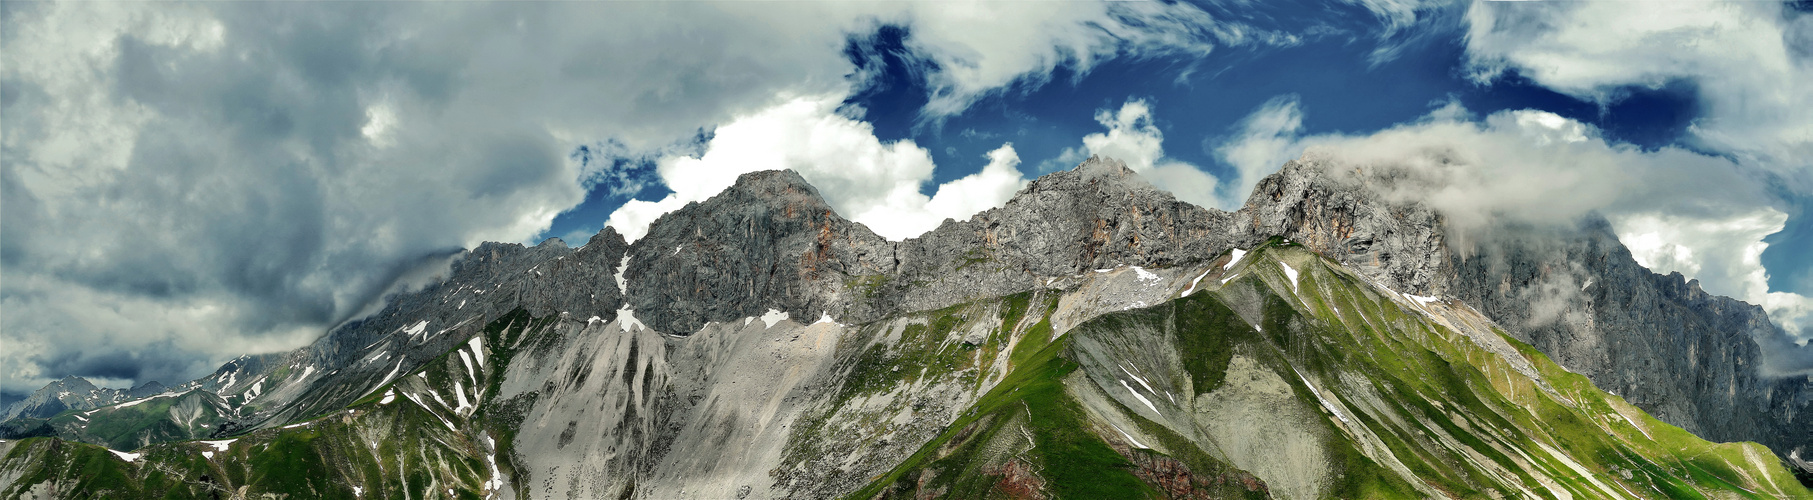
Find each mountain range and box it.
[1,155,1809,498]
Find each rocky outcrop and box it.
[0,376,133,421]
[883,156,1239,316]
[1445,220,1813,464]
[9,152,1809,479]
[623,169,894,334]
[1232,155,1813,473]
[1228,159,1448,296]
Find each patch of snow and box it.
[1094,267,1115,273]
[1220,273,1240,285]
[743,317,754,326]
[1223,249,1247,270]
[1406,294,1440,306]
[109,450,141,462]
[299,365,315,381]
[483,436,505,492]
[114,392,179,409]
[760,309,789,328]
[1279,261,1300,293]
[673,245,682,255]
[428,388,450,409]
[468,336,486,368]
[403,320,429,338]
[353,486,363,497]
[282,421,309,429]
[454,380,471,413]
[459,350,476,385]
[1120,365,1157,395]
[373,360,405,390]
[1181,269,1213,297]
[202,451,213,459]
[613,255,631,293]
[588,316,603,323]
[1292,368,1348,424]
[1581,279,1594,291]
[379,389,396,405]
[1109,422,1150,449]
[617,306,646,333]
[403,392,458,432]
[1118,379,1159,413]
[458,299,466,310]
[815,311,836,325]
[1131,266,1160,283]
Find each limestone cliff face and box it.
[8,153,1809,481]
[882,156,1239,318]
[1229,156,1813,471]
[1445,221,1813,463]
[622,157,1246,334]
[623,169,895,335]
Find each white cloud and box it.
[1052,99,1224,208]
[1609,210,1813,342]
[0,1,1259,393]
[903,2,1298,116]
[606,96,1027,242]
[1212,99,1813,345]
[1466,1,1813,187]
[1216,95,1306,206]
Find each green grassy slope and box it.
[853,242,1811,499]
[3,243,1804,499]
[0,308,556,499]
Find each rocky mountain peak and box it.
[126,381,168,398]
[1018,155,1167,202]
[53,375,97,393]
[624,169,893,334]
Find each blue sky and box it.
[540,0,1802,300]
[3,0,1809,396]
[537,4,1732,247]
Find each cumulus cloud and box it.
[1465,1,1813,188]
[6,1,1254,394]
[1211,98,1813,368]
[1049,99,1225,208]
[1215,95,1306,206]
[605,96,1027,242]
[1609,210,1813,340]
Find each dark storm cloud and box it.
[1,1,1251,394]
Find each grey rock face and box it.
[1445,220,1813,462]
[883,156,1240,314]
[1,376,113,421]
[7,152,1808,475]
[1229,158,1449,296]
[622,158,1245,334]
[215,227,632,432]
[1232,156,1813,471]
[624,170,895,334]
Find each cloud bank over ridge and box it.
[0,1,1267,395]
